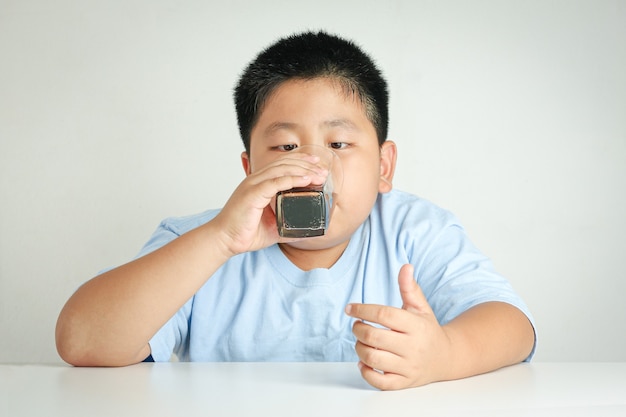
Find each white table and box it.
[1,362,625,416]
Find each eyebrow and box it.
[263,119,358,135]
[323,118,358,131]
[263,122,297,135]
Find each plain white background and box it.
[1,0,624,364]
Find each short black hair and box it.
[234,31,389,153]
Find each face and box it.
[242,77,396,251]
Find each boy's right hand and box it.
[210,152,328,257]
[55,151,326,368]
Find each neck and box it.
[278,240,350,271]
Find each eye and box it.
[329,142,348,150]
[276,144,298,151]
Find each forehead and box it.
[256,77,368,125]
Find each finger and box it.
[252,150,321,169]
[259,154,329,179]
[243,172,326,209]
[351,320,405,354]
[354,340,405,376]
[357,361,408,391]
[345,303,413,333]
[253,164,327,187]
[398,264,433,316]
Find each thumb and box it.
[398,264,431,315]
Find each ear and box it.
[378,140,397,193]
[241,151,252,176]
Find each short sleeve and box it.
[414,223,536,361]
[99,209,220,362]
[149,297,193,361]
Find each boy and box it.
[56,31,536,390]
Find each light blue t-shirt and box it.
[139,189,535,362]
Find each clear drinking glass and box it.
[275,145,343,238]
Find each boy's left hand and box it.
[345,264,452,390]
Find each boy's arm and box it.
[56,154,327,367]
[55,221,231,366]
[345,264,535,390]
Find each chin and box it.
[281,231,348,251]
[282,235,332,250]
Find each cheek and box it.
[247,155,269,173]
[337,157,381,199]
[247,143,278,173]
